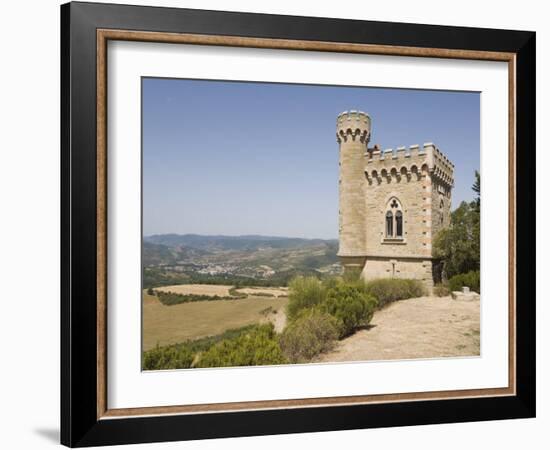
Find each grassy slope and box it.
[142,291,288,351]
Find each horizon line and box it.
[144,232,339,241]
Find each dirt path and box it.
[318,296,480,363]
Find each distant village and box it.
[151,262,342,279]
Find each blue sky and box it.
[143,78,479,239]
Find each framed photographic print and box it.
[60,1,536,447]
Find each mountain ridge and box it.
[144,233,337,251]
[143,233,342,287]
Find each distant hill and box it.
[144,234,337,252]
[143,234,341,285]
[142,241,209,266]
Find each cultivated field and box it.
[143,289,288,351]
[154,284,233,296]
[235,287,288,297]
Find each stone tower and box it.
[336,111,370,270]
[336,110,454,292]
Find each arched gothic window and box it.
[396,211,403,237]
[386,211,393,237]
[385,197,404,239]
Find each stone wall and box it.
[431,177,452,239]
[360,257,434,292]
[364,145,433,259]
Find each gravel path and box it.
[317,296,480,363]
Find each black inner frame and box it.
[61,2,536,447]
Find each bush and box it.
[320,285,378,337]
[143,344,195,370]
[364,278,425,308]
[156,289,249,305]
[448,271,480,293]
[279,309,340,363]
[321,276,341,291]
[286,276,326,321]
[342,267,363,284]
[433,284,451,297]
[142,325,259,370]
[227,287,248,298]
[156,291,226,305]
[286,275,377,338]
[195,324,288,368]
[252,292,275,297]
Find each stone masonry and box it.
[337,110,454,293]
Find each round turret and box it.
[336,110,372,144]
[336,110,370,263]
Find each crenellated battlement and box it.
[365,143,454,187]
[431,145,454,186]
[336,110,371,144]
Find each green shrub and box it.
[156,291,225,305]
[433,283,451,297]
[143,344,195,370]
[279,309,340,363]
[286,275,377,338]
[259,306,277,316]
[156,289,248,305]
[182,325,258,354]
[320,285,378,337]
[227,286,248,298]
[342,267,363,284]
[286,276,326,321]
[195,323,288,368]
[142,325,258,370]
[330,271,368,293]
[448,271,480,293]
[364,278,425,308]
[252,292,276,297]
[321,276,341,291]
